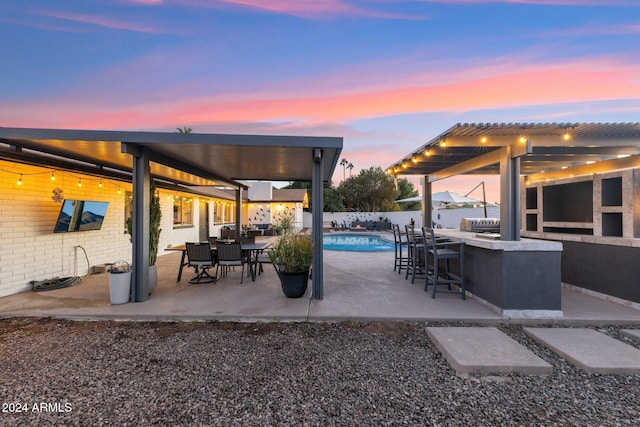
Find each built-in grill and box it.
[460,218,500,233]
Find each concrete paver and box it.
[524,328,640,374]
[426,327,553,375]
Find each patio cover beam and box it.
[426,149,502,183]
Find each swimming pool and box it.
[323,234,394,252]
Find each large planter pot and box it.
[277,270,309,298]
[148,264,157,295]
[109,271,131,304]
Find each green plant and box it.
[126,180,162,266]
[148,181,162,266]
[273,207,296,236]
[268,233,313,273]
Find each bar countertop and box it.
[435,229,563,252]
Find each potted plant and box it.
[268,208,313,298]
[108,260,131,304]
[269,233,313,298]
[126,180,162,295]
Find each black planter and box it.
[277,270,309,298]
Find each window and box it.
[173,196,193,226]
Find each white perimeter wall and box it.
[303,206,501,230]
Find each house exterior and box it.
[0,127,342,301]
[0,159,240,297]
[0,160,311,298]
[245,182,308,232]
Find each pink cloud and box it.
[164,0,423,19]
[418,0,637,5]
[2,56,638,131]
[36,10,173,34]
[161,58,640,124]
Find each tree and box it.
[397,178,421,211]
[339,158,349,181]
[323,186,345,213]
[283,181,345,213]
[338,166,399,212]
[176,126,192,133]
[347,162,354,177]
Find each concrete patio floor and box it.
[1,245,640,325]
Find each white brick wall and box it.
[0,161,133,297]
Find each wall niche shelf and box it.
[523,169,640,239]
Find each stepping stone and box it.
[621,329,640,344]
[426,327,552,375]
[524,328,640,374]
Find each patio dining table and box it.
[166,241,271,282]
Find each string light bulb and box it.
[481,136,488,144]
[424,149,431,157]
[77,178,82,188]
[17,174,23,186]
[563,131,571,141]
[98,179,103,188]
[51,171,56,181]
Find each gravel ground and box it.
[1,318,639,426]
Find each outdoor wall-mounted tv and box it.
[54,200,109,233]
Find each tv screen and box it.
[54,200,109,233]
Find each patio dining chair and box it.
[185,242,217,284]
[216,242,245,283]
[422,226,465,299]
[256,250,272,276]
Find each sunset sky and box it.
[2,0,639,203]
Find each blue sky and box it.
[2,0,639,203]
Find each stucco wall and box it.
[304,207,501,230]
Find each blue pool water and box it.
[323,234,394,252]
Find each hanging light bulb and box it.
[77,178,82,188]
[51,171,56,181]
[117,187,122,195]
[98,179,103,188]
[563,130,571,141]
[17,174,23,186]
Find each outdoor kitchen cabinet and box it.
[521,168,640,305]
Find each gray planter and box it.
[109,271,131,304]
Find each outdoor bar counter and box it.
[435,229,563,318]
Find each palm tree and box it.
[340,158,348,181]
[347,162,354,177]
[177,126,192,134]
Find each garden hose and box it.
[29,245,89,292]
[30,276,84,292]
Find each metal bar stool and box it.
[422,226,465,299]
[392,223,409,274]
[404,225,426,284]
